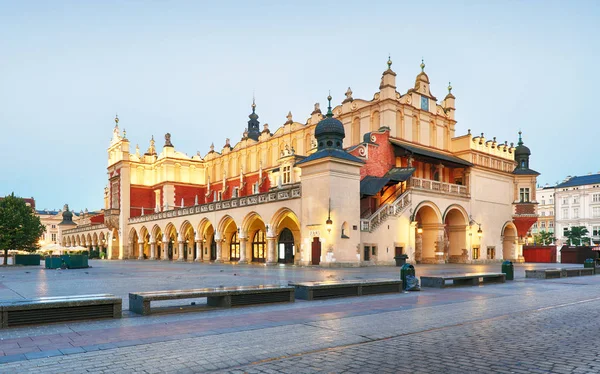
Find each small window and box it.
[341,222,349,239]
[371,246,377,256]
[252,182,259,194]
[282,165,292,184]
[232,187,239,198]
[51,224,56,229]
[217,191,223,201]
[519,188,530,203]
[51,233,57,241]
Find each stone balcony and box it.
[409,177,469,197]
[129,183,302,224]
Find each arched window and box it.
[230,232,240,261]
[341,221,350,239]
[278,228,295,264]
[396,111,403,139]
[252,230,266,262]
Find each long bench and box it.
[421,273,505,288]
[129,285,295,315]
[289,279,402,300]
[525,268,594,279]
[0,294,122,328]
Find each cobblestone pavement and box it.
[1,261,598,373]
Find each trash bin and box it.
[584,258,595,273]
[400,264,415,290]
[394,254,409,267]
[501,260,514,281]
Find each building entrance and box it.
[311,237,321,265]
[278,228,294,264]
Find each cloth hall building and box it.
[63,59,538,266]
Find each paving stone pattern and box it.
[0,261,599,373]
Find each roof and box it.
[555,174,600,188]
[389,139,472,167]
[513,167,540,176]
[360,168,415,197]
[360,176,390,197]
[295,148,363,166]
[385,167,415,182]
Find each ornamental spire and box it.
[326,91,333,118]
[387,54,392,70]
[518,131,523,146]
[420,58,425,72]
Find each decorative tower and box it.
[247,99,260,141]
[511,131,539,262]
[296,95,364,267]
[443,82,456,120]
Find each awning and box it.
[592,246,600,251]
[385,167,415,182]
[360,176,390,197]
[390,139,472,167]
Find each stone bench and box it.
[421,273,506,288]
[129,285,295,315]
[289,279,402,300]
[526,268,594,279]
[0,294,122,328]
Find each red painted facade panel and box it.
[523,246,556,263]
[130,186,155,217]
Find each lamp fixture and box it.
[417,224,423,234]
[326,198,333,233]
[477,226,483,238]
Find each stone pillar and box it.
[435,232,445,264]
[214,234,223,263]
[150,241,156,260]
[194,240,201,262]
[162,241,169,260]
[138,241,144,260]
[266,236,277,265]
[238,235,248,264]
[177,241,185,261]
[415,233,423,263]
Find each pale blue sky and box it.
[1,0,598,211]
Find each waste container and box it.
[394,254,409,267]
[400,264,415,290]
[501,260,514,280]
[584,258,595,274]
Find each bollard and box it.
[501,260,514,281]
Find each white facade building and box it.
[554,173,600,245]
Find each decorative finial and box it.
[467,129,471,135]
[123,128,127,139]
[326,91,333,118]
[251,95,256,112]
[448,81,452,94]
[115,114,119,125]
[420,58,425,72]
[286,111,293,123]
[518,131,523,146]
[387,54,392,69]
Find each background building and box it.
[554,173,600,246]
[531,185,556,239]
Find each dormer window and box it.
[519,188,530,203]
[421,96,429,111]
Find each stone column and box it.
[150,241,156,260]
[162,241,169,260]
[138,241,144,260]
[195,240,202,262]
[214,234,223,263]
[415,233,423,263]
[177,241,185,261]
[266,236,277,265]
[238,235,248,264]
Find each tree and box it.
[564,226,590,246]
[533,230,556,245]
[0,193,45,265]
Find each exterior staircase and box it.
[360,191,411,232]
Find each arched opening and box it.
[139,226,150,259]
[152,225,163,260]
[413,203,442,263]
[110,229,120,259]
[129,228,139,259]
[271,208,301,265]
[341,221,349,239]
[502,223,518,260]
[99,232,106,257]
[86,234,92,251]
[218,216,238,262]
[252,230,266,263]
[180,221,195,261]
[444,207,469,263]
[371,111,380,132]
[164,223,177,260]
[230,232,240,262]
[197,219,215,262]
[243,212,266,263]
[278,228,294,264]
